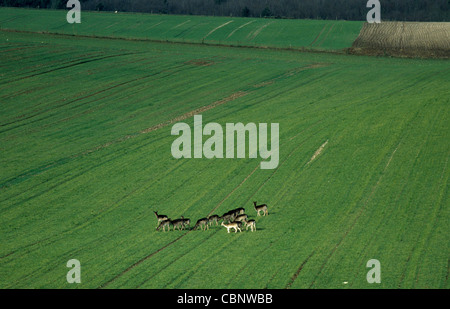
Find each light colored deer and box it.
[245,219,256,232]
[253,201,268,216]
[234,214,248,222]
[221,221,242,233]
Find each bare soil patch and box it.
[349,22,450,59]
[185,59,216,66]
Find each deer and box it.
[194,218,209,231]
[253,201,268,216]
[171,218,185,231]
[156,218,171,232]
[207,215,220,226]
[231,207,245,216]
[221,221,242,233]
[154,211,169,226]
[180,216,191,229]
[234,214,248,222]
[220,211,235,224]
[244,219,256,232]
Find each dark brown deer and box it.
[194,218,209,231]
[180,216,191,229]
[171,218,185,231]
[220,211,235,224]
[156,218,171,232]
[154,211,168,226]
[208,215,220,226]
[231,207,245,216]
[253,201,268,216]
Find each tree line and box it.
[1,0,449,21]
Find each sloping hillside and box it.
[0,8,363,51]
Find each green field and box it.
[0,8,449,289]
[0,7,363,51]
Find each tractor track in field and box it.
[312,97,437,285]
[413,155,448,286]
[0,52,140,87]
[316,24,335,48]
[202,20,234,41]
[309,141,401,288]
[162,228,237,289]
[347,143,408,288]
[344,100,442,288]
[285,250,316,289]
[0,59,185,131]
[227,20,256,39]
[98,232,190,289]
[172,20,191,30]
[7,61,193,133]
[309,24,327,47]
[0,60,195,138]
[395,107,444,288]
[308,139,402,288]
[248,21,274,41]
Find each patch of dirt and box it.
[253,80,274,88]
[185,59,216,66]
[307,140,328,165]
[139,91,247,135]
[349,22,450,59]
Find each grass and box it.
[0,7,363,51]
[0,8,449,289]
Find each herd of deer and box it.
[154,201,268,233]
